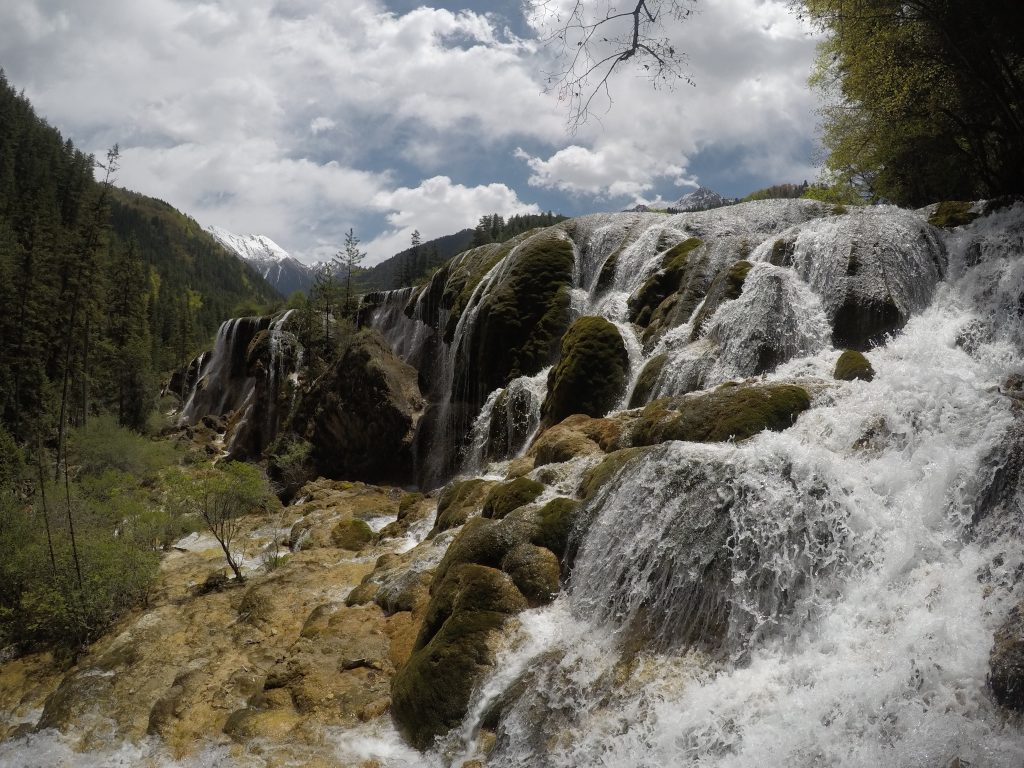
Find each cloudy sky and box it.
[1,0,821,264]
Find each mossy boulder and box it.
[331,519,376,551]
[578,447,650,502]
[833,350,875,382]
[990,600,1024,711]
[433,478,495,533]
[627,238,703,326]
[541,316,629,428]
[768,238,796,267]
[391,563,527,749]
[532,497,581,559]
[482,477,545,520]
[501,544,560,606]
[530,422,602,467]
[689,260,753,341]
[629,382,811,446]
[929,201,978,229]
[628,354,667,408]
[452,232,575,410]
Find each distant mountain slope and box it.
[108,189,282,360]
[357,228,476,293]
[206,226,315,296]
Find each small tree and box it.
[333,228,366,317]
[171,462,275,582]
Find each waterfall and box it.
[441,203,1024,767]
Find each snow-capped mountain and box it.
[667,186,730,212]
[206,226,315,296]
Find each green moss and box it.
[330,519,375,551]
[391,564,526,749]
[531,497,581,557]
[628,353,667,408]
[833,350,875,382]
[541,316,629,428]
[501,544,560,606]
[689,260,753,341]
[626,238,703,326]
[434,515,532,586]
[482,477,545,520]
[630,383,811,446]
[434,478,493,533]
[578,447,649,501]
[929,200,978,229]
[453,233,575,402]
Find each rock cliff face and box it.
[291,330,425,485]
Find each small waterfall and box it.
[179,315,272,426]
[462,367,550,473]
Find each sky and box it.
[0,0,822,265]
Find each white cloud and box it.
[309,117,336,134]
[0,0,823,266]
[516,142,688,198]
[366,175,541,263]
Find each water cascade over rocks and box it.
[11,200,1024,767]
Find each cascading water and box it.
[177,309,300,459]
[462,367,551,473]
[439,203,1024,767]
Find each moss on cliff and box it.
[541,316,629,428]
[627,238,703,326]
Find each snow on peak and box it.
[206,225,292,265]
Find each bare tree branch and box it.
[528,0,697,130]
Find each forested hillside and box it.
[0,72,278,439]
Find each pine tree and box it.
[334,228,366,317]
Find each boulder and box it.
[481,477,545,520]
[291,329,425,484]
[628,382,811,447]
[433,479,496,534]
[391,564,527,749]
[541,316,629,428]
[833,350,875,382]
[452,232,575,411]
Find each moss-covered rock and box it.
[331,519,376,551]
[482,477,545,520]
[453,232,575,409]
[629,382,811,446]
[501,544,560,606]
[541,316,629,428]
[433,478,495,533]
[833,350,875,382]
[485,386,538,462]
[628,354,667,408]
[689,260,753,341]
[532,497,581,558]
[627,238,703,326]
[578,447,650,502]
[929,201,978,229]
[530,422,602,467]
[391,563,527,749]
